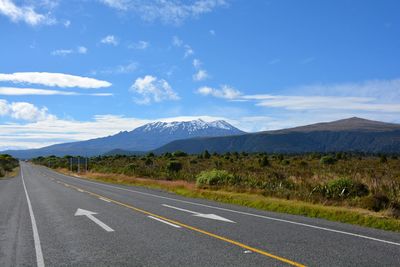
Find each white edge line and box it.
[46,166,400,246]
[21,165,45,267]
[148,216,181,228]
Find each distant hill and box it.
[154,117,400,154]
[3,119,244,158]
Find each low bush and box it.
[166,161,182,172]
[362,193,390,212]
[321,178,369,199]
[320,155,337,165]
[196,169,239,187]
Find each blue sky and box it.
[0,0,399,149]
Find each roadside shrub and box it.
[145,158,153,166]
[166,161,182,172]
[362,193,390,212]
[322,178,369,199]
[202,150,211,159]
[320,155,337,165]
[196,169,239,187]
[122,163,136,175]
[172,151,187,157]
[388,202,400,218]
[259,156,270,167]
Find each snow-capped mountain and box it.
[140,119,242,135]
[4,119,245,158]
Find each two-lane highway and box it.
[1,162,400,266]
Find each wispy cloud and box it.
[0,87,77,96]
[184,44,194,58]
[0,0,56,26]
[0,72,112,89]
[51,46,87,56]
[197,85,241,99]
[197,78,400,113]
[99,0,228,25]
[130,75,179,104]
[193,59,202,68]
[128,40,149,50]
[91,62,138,75]
[193,69,209,81]
[172,36,183,47]
[101,35,119,46]
[0,87,113,96]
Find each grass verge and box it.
[57,169,400,232]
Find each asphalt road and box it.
[1,162,400,266]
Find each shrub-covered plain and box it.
[32,152,400,218]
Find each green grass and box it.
[60,169,400,232]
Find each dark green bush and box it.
[259,156,270,167]
[320,156,337,165]
[166,161,182,172]
[172,151,187,157]
[202,150,211,159]
[362,193,390,212]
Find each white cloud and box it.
[128,40,149,50]
[91,62,138,75]
[0,87,77,95]
[51,49,73,56]
[0,87,112,96]
[130,75,179,104]
[197,85,242,99]
[193,59,202,68]
[99,0,128,10]
[51,46,88,56]
[99,0,228,24]
[209,29,216,35]
[63,19,70,27]
[101,35,119,46]
[0,72,112,88]
[184,44,194,58]
[77,46,88,54]
[193,69,209,81]
[0,99,55,121]
[172,36,183,47]
[198,78,400,113]
[0,0,55,26]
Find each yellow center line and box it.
[55,178,306,267]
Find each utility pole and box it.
[85,157,88,173]
[70,157,73,172]
[77,156,80,173]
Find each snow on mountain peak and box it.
[140,119,239,133]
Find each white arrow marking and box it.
[148,216,181,228]
[162,204,235,223]
[74,208,114,232]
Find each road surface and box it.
[0,162,399,266]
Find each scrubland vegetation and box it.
[33,152,400,229]
[0,154,19,178]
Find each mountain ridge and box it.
[154,117,400,154]
[2,119,244,158]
